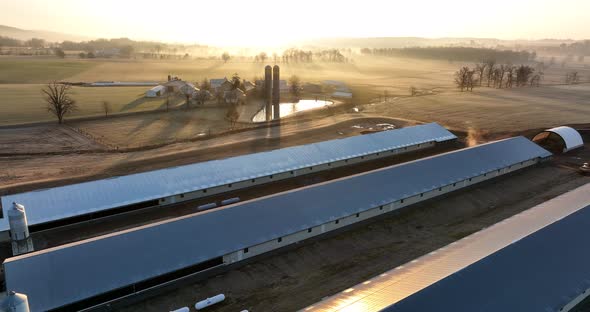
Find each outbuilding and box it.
[533,126,584,153]
[145,85,166,97]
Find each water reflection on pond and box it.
[252,99,333,122]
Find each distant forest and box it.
[0,35,206,57]
[361,47,536,63]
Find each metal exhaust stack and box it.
[8,202,34,256]
[0,291,30,312]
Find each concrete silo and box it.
[272,65,280,120]
[264,65,272,121]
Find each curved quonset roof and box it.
[3,137,551,311]
[0,123,456,232]
[305,183,590,312]
[534,126,584,152]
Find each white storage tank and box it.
[0,291,30,312]
[8,202,34,255]
[195,294,225,310]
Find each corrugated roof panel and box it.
[305,183,590,312]
[4,137,550,311]
[387,196,590,311]
[0,123,456,231]
[544,126,584,152]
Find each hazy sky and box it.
[1,0,589,46]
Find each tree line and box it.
[361,47,536,63]
[454,60,542,92]
[248,49,348,64]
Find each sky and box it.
[1,0,589,46]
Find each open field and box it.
[1,56,589,125]
[0,84,188,125]
[365,84,590,132]
[0,57,98,83]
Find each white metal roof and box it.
[304,182,590,312]
[0,123,456,232]
[148,85,165,92]
[541,126,584,152]
[3,137,551,312]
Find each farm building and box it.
[332,91,353,98]
[532,126,584,153]
[163,80,196,94]
[2,137,551,311]
[305,182,590,312]
[90,81,159,87]
[210,78,229,92]
[145,85,166,97]
[0,123,457,237]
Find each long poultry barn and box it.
[0,123,456,238]
[305,182,590,312]
[2,137,551,311]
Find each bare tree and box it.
[505,66,515,88]
[101,101,111,117]
[42,82,77,124]
[225,104,240,129]
[566,71,580,84]
[231,73,242,90]
[485,59,496,87]
[454,67,470,92]
[221,52,230,63]
[496,65,509,88]
[180,85,193,109]
[289,75,301,98]
[531,73,543,87]
[475,63,486,86]
[515,65,534,87]
[200,78,211,91]
[466,70,475,91]
[54,48,66,59]
[194,90,211,105]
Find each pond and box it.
[252,99,333,122]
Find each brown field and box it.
[363,84,590,132]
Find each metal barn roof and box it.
[540,126,584,152]
[304,183,590,312]
[3,137,550,311]
[0,123,456,232]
